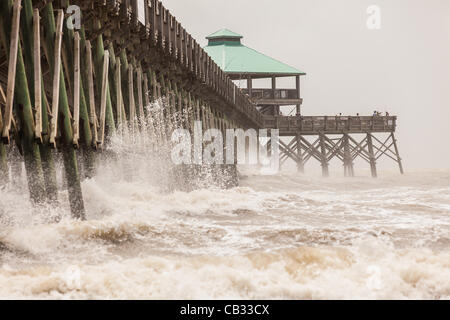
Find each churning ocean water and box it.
[0,134,449,299]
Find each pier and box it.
[0,0,403,219]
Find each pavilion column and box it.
[296,75,301,116]
[247,76,252,99]
[271,76,279,115]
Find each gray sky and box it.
[163,0,450,170]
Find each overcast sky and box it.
[162,0,450,170]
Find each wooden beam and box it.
[72,32,80,147]
[42,3,85,219]
[137,67,144,121]
[343,133,354,177]
[99,50,109,147]
[0,84,4,133]
[49,9,64,147]
[33,8,42,142]
[115,57,123,126]
[2,0,22,143]
[319,133,329,177]
[391,133,404,174]
[128,63,136,134]
[367,133,378,178]
[85,40,98,147]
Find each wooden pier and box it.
[0,0,403,219]
[264,115,403,177]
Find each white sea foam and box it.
[0,130,449,299]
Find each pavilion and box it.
[204,29,306,116]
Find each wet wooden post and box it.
[85,40,99,148]
[391,133,404,175]
[32,7,42,143]
[26,3,58,201]
[128,64,137,135]
[367,133,378,178]
[98,50,109,147]
[0,44,7,185]
[107,46,118,127]
[296,133,304,173]
[1,0,47,203]
[48,9,63,148]
[343,133,354,177]
[73,32,80,146]
[93,22,115,143]
[0,124,7,184]
[1,0,20,144]
[144,70,157,145]
[319,133,329,177]
[115,58,124,127]
[42,4,85,219]
[71,29,94,174]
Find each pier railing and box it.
[241,88,302,106]
[86,0,264,128]
[263,116,397,135]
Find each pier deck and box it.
[264,116,397,136]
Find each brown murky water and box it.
[0,146,449,299]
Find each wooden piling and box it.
[1,0,47,203]
[21,2,58,201]
[76,29,96,177]
[42,3,85,219]
[391,133,404,175]
[99,50,110,147]
[84,40,99,148]
[367,133,378,178]
[296,133,304,173]
[319,133,329,177]
[0,140,7,185]
[93,21,115,142]
[1,0,21,144]
[343,133,354,177]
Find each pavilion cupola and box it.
[206,29,243,45]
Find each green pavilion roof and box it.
[206,28,243,40]
[204,29,306,79]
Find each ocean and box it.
[0,137,449,299]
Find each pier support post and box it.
[296,133,304,173]
[42,4,85,219]
[391,133,404,175]
[367,133,378,178]
[66,27,95,178]
[343,133,354,177]
[21,2,58,201]
[93,21,115,142]
[0,142,7,185]
[0,87,5,185]
[2,0,47,203]
[319,133,329,177]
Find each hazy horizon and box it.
[162,0,450,170]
